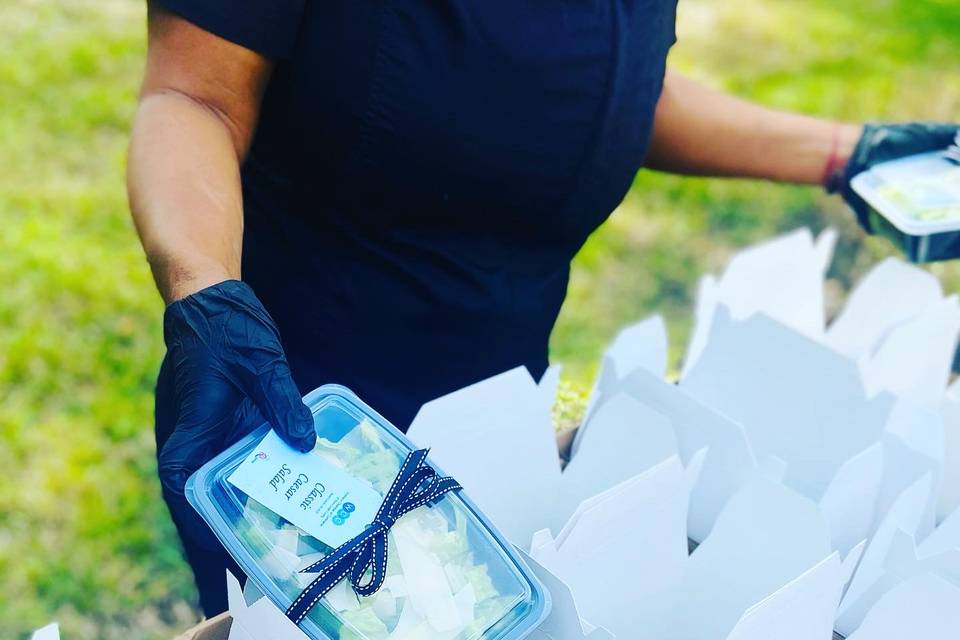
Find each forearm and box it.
[645,72,861,185]
[127,91,244,304]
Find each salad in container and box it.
[851,148,960,262]
[186,385,550,640]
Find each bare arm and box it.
[645,71,862,185]
[127,3,273,304]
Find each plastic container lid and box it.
[851,151,960,236]
[186,385,550,640]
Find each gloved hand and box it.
[832,122,959,230]
[157,279,316,544]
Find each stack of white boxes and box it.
[408,229,960,640]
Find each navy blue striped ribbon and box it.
[285,448,462,625]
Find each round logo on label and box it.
[336,509,349,520]
[332,516,345,526]
[342,502,356,513]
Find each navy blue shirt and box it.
[157,0,678,429]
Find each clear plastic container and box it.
[851,151,960,262]
[186,385,550,640]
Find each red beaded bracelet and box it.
[821,123,846,193]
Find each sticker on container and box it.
[228,429,382,548]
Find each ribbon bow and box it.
[285,448,461,625]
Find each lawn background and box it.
[1,0,957,637]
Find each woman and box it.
[128,0,957,614]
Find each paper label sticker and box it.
[228,430,382,548]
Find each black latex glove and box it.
[157,280,316,543]
[834,122,959,231]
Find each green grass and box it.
[0,0,957,638]
[0,2,195,638]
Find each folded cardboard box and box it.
[174,614,231,640]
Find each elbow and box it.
[136,87,252,160]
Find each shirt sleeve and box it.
[153,0,306,59]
